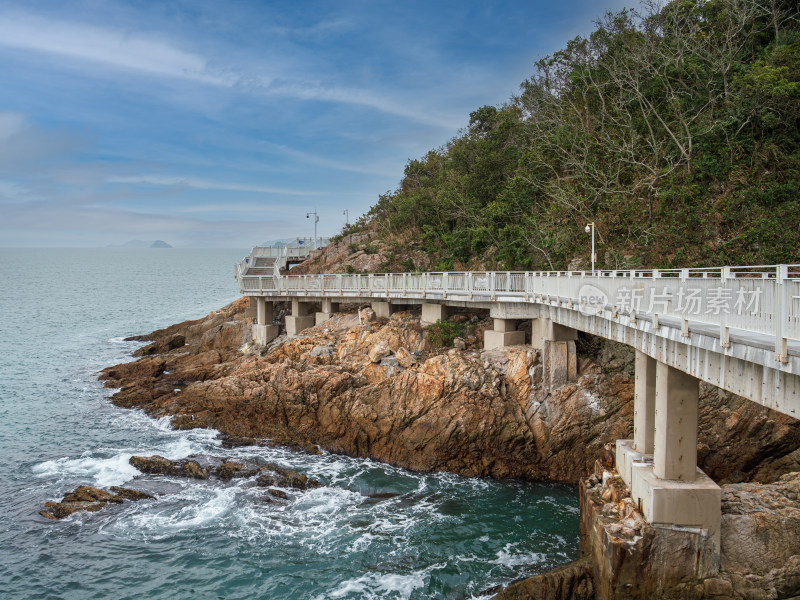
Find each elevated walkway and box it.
[236,260,800,574]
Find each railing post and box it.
[776,264,789,363]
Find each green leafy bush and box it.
[426,319,466,347]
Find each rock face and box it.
[40,485,153,520]
[567,468,800,600]
[491,558,594,600]
[100,298,800,485]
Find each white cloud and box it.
[0,12,458,129]
[107,175,325,197]
[0,13,233,86]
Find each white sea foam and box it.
[491,543,545,568]
[125,486,237,534]
[321,570,429,600]
[33,452,140,487]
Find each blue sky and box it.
[0,0,629,248]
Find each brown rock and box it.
[100,298,800,486]
[395,347,416,368]
[129,455,209,479]
[490,557,594,600]
[40,485,154,520]
[368,340,391,363]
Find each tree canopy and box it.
[359,0,800,271]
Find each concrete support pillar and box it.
[371,302,397,319]
[654,362,700,482]
[286,299,314,336]
[617,350,657,487]
[531,317,577,350]
[252,298,278,345]
[316,299,340,326]
[625,361,721,568]
[256,298,274,325]
[633,350,657,455]
[321,298,339,314]
[291,299,312,316]
[421,302,449,325]
[484,318,525,350]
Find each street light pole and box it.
[343,209,349,227]
[585,222,596,274]
[306,209,319,249]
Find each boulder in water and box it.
[40,485,154,520]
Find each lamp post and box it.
[343,209,349,227]
[306,209,319,249]
[585,222,596,274]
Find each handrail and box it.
[237,263,800,362]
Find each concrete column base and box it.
[252,324,278,345]
[615,439,653,489]
[372,302,397,319]
[630,462,721,561]
[286,315,315,336]
[484,329,525,350]
[421,302,448,325]
[316,312,333,326]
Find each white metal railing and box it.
[236,264,800,362]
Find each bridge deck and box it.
[236,256,800,417]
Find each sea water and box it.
[0,248,578,600]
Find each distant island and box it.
[108,240,173,248]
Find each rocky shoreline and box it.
[95,298,800,598]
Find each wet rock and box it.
[217,433,322,455]
[267,488,289,500]
[255,464,321,490]
[40,485,154,520]
[133,334,186,357]
[129,455,209,480]
[215,461,252,481]
[491,557,594,600]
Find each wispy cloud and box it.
[0,13,233,86]
[107,175,325,197]
[260,141,398,178]
[0,12,457,128]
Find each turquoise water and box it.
[0,248,578,600]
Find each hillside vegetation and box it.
[342,0,800,272]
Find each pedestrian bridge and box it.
[236,256,800,573]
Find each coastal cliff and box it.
[101,298,800,486]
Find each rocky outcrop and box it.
[522,468,800,600]
[128,455,321,489]
[40,485,153,520]
[491,558,595,600]
[100,299,800,486]
[130,455,210,479]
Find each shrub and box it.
[426,319,465,347]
